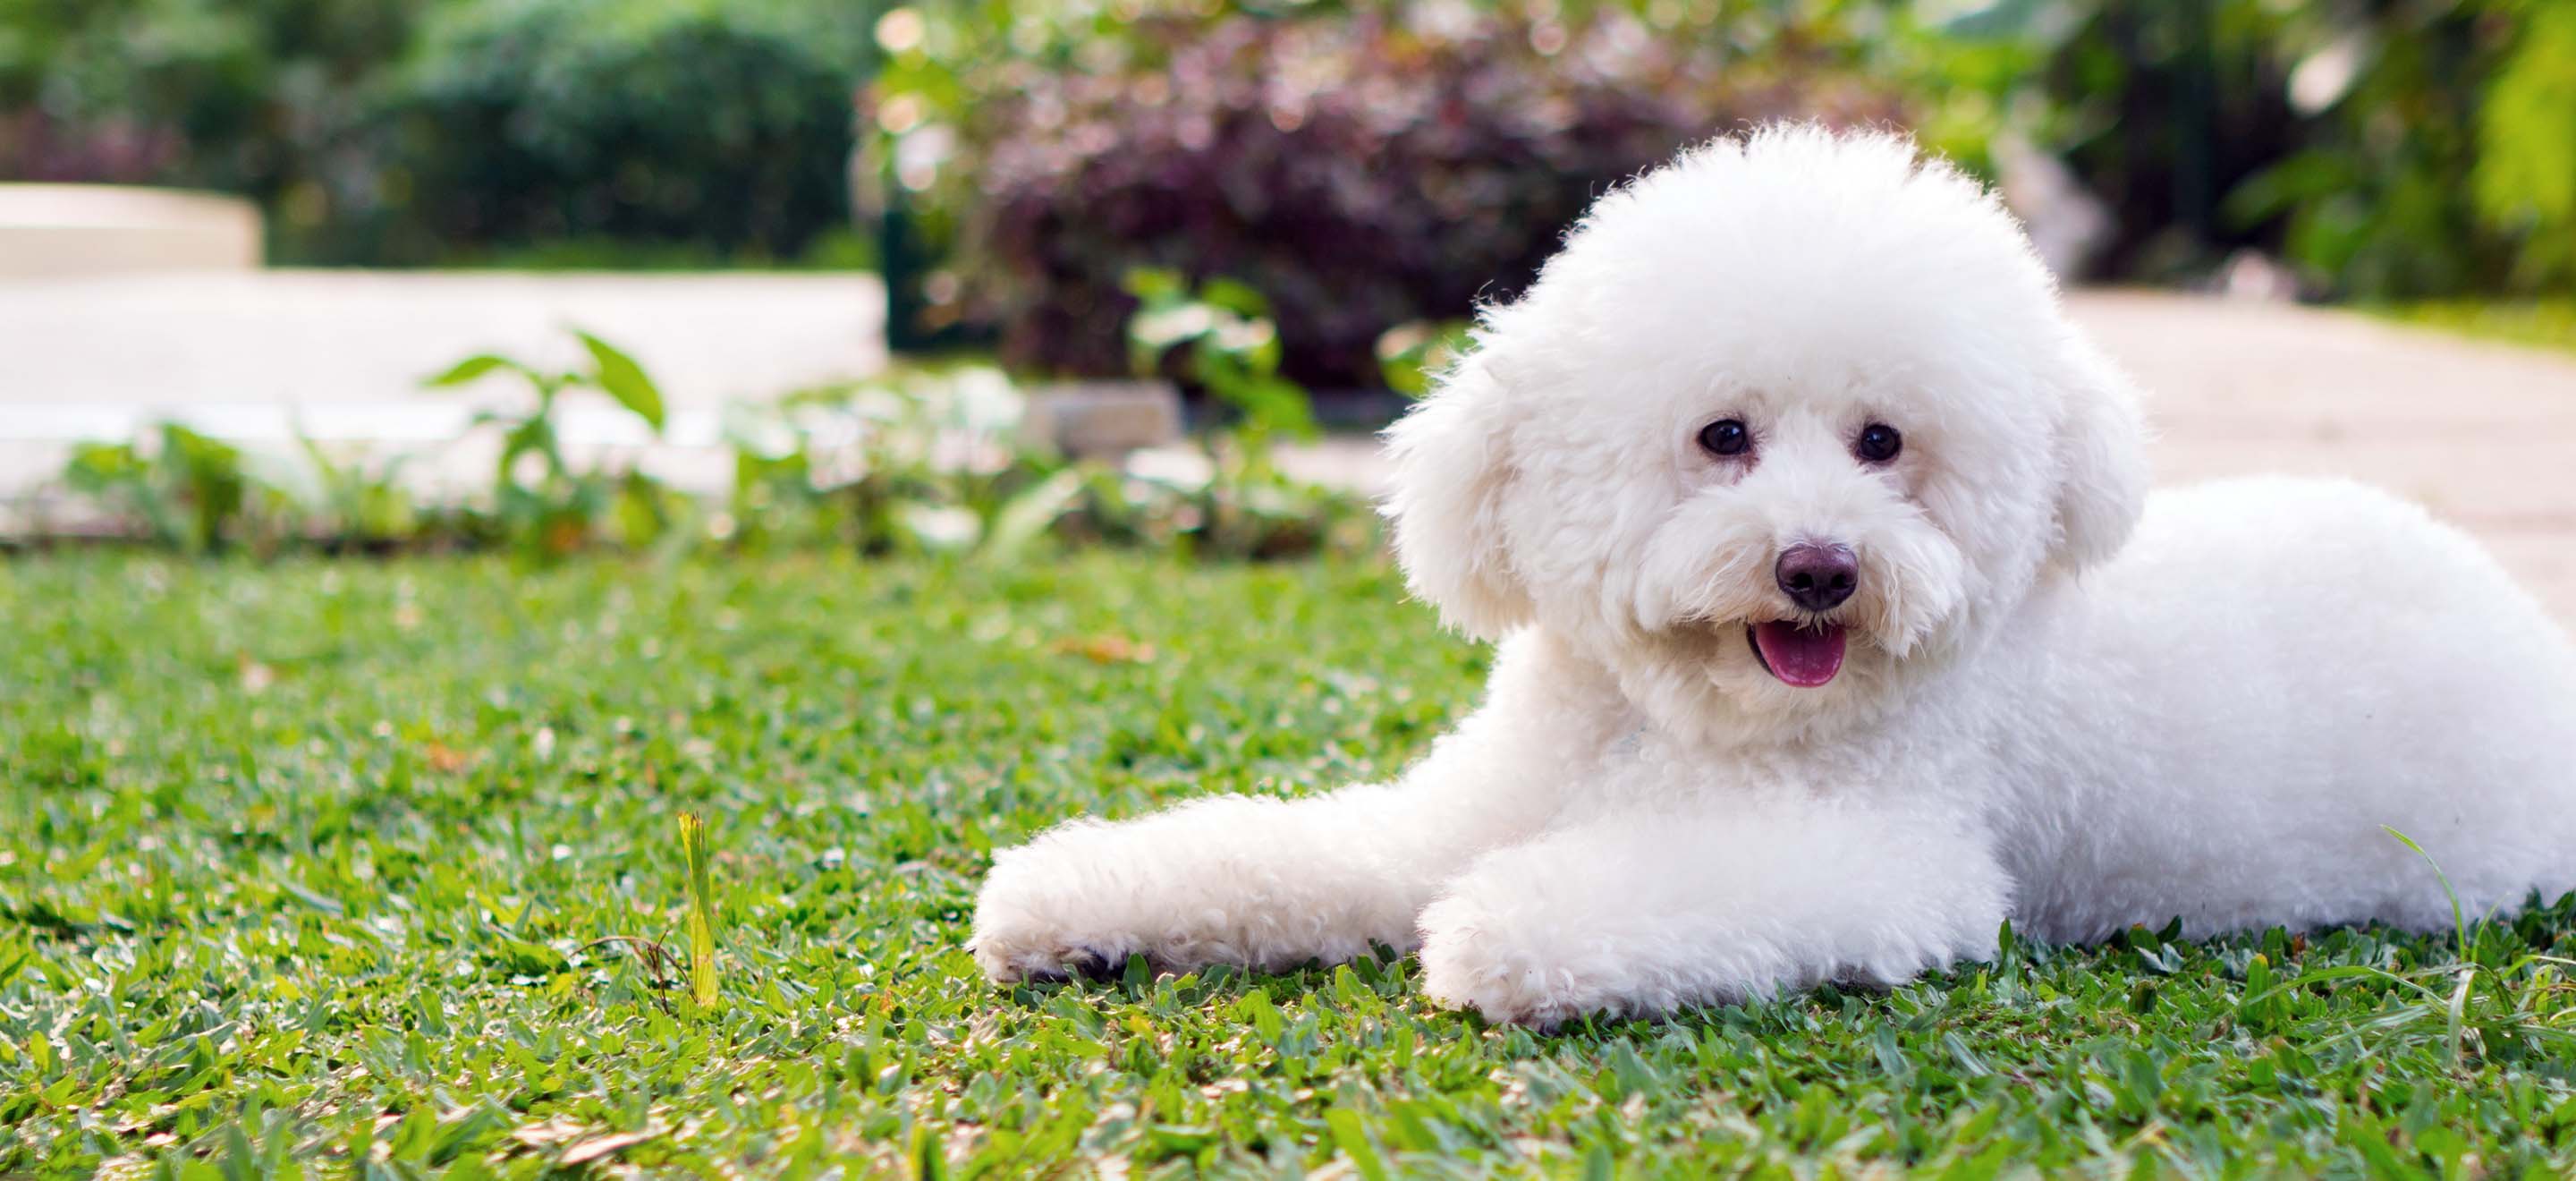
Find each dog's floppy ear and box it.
[1381,347,1533,640]
[2046,336,2151,573]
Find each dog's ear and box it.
[2046,336,2150,573]
[1381,348,1533,640]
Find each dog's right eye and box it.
[1697,419,1750,457]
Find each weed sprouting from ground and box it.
[2242,828,2576,1075]
[678,811,722,1011]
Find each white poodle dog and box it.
[971,125,2576,1026]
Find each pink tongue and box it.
[1753,622,1846,687]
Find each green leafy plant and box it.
[724,363,1106,559]
[1115,270,1377,558]
[60,422,259,555]
[762,365,1055,557]
[722,355,1373,564]
[721,413,830,552]
[1123,268,1318,446]
[50,331,1372,563]
[424,329,674,557]
[376,0,871,266]
[2471,4,2576,289]
[293,432,420,551]
[1375,320,1475,400]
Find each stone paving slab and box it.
[0,269,886,515]
[0,184,261,277]
[2078,291,2576,622]
[0,269,886,410]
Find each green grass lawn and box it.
[6,552,2576,1177]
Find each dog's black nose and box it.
[1775,543,1859,612]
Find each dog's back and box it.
[1992,474,2576,943]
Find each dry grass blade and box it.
[562,1126,667,1166]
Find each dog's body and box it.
[1986,477,2576,947]
[972,127,2576,1025]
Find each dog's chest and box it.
[1592,720,1967,808]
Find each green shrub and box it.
[1,0,875,264]
[0,0,419,226]
[1952,0,2576,297]
[871,3,1912,387]
[12,0,2568,294]
[363,0,872,264]
[2470,3,2576,291]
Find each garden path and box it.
[0,270,886,514]
[2087,291,2576,622]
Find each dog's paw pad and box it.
[1063,947,1136,981]
[971,929,1146,985]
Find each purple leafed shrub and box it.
[950,12,1906,389]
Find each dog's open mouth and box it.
[1747,622,1846,687]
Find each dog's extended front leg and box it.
[971,632,1621,982]
[972,778,1487,981]
[1415,797,2010,1026]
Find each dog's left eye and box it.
[1854,423,1902,463]
[1697,419,1750,457]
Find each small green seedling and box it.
[677,811,721,1010]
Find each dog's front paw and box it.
[970,912,1142,985]
[1415,893,1629,1029]
[970,919,1132,984]
[967,837,1141,982]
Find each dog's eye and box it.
[1854,423,1902,463]
[1697,419,1750,457]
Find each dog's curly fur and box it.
[970,125,2576,1025]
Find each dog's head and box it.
[1384,126,2148,743]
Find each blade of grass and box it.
[2382,826,2469,961]
[677,812,720,1009]
[2447,966,2476,1072]
[2242,963,2449,1009]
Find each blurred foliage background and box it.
[4,0,2572,373]
[0,0,879,264]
